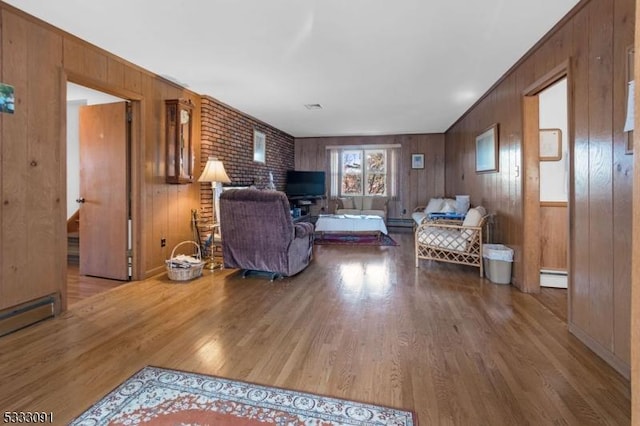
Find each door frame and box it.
[521,60,572,295]
[63,71,144,288]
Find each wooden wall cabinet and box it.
[166,99,194,184]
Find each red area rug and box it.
[314,233,398,246]
[70,366,416,425]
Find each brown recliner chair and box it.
[219,188,314,280]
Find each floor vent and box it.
[0,294,59,337]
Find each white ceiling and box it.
[6,0,580,137]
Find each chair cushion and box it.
[412,211,427,225]
[417,227,468,252]
[461,207,483,239]
[338,197,354,209]
[424,198,444,214]
[462,207,483,227]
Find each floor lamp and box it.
[197,157,231,269]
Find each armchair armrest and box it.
[294,222,314,238]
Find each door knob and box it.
[76,197,85,203]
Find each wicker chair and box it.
[415,207,488,277]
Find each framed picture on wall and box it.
[253,129,266,163]
[411,153,424,169]
[475,123,499,173]
[625,45,634,154]
[539,128,562,161]
[0,83,15,114]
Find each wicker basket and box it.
[166,241,205,281]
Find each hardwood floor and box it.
[0,233,629,424]
[532,286,568,322]
[66,263,126,306]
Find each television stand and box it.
[287,195,324,201]
[288,195,327,222]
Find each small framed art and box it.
[475,123,499,173]
[539,128,562,161]
[411,153,424,169]
[253,130,266,163]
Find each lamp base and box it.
[205,260,223,270]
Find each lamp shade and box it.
[198,157,231,183]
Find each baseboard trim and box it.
[145,265,166,279]
[568,323,630,380]
[0,294,59,337]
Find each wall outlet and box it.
[161,238,166,247]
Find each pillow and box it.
[440,198,456,213]
[455,195,470,214]
[338,197,354,209]
[371,197,387,210]
[362,197,373,210]
[424,198,444,214]
[352,196,363,210]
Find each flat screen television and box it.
[286,170,325,197]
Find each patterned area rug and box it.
[314,233,399,247]
[70,366,416,425]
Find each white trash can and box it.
[483,244,513,284]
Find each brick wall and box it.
[199,95,295,224]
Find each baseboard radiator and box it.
[387,218,413,228]
[0,294,60,337]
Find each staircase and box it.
[68,232,79,264]
[67,210,80,264]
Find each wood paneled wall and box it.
[445,0,634,376]
[539,203,568,271]
[632,0,640,418]
[295,134,445,219]
[0,3,201,312]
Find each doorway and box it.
[522,62,571,320]
[66,82,131,305]
[538,77,569,290]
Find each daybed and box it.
[412,197,466,228]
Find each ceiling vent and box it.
[304,103,323,110]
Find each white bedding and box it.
[315,214,388,234]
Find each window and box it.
[364,150,386,196]
[328,145,399,200]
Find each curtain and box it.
[327,148,340,199]
[388,147,400,200]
